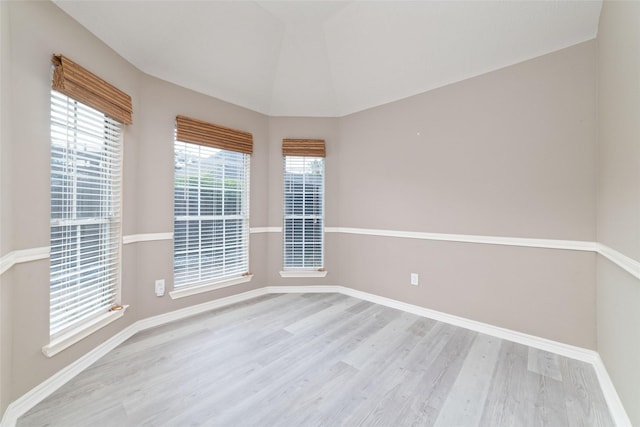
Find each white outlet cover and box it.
[411,273,419,286]
[155,279,165,296]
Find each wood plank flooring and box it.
[18,293,614,426]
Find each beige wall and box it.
[4,0,634,421]
[340,235,596,347]
[597,1,640,261]
[336,41,598,349]
[337,42,597,240]
[0,0,12,258]
[596,1,640,424]
[0,0,12,414]
[0,270,12,415]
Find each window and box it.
[49,90,123,337]
[282,139,325,270]
[173,116,252,290]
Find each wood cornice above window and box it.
[51,54,133,125]
[176,115,253,154]
[282,139,325,158]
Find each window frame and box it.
[172,139,252,297]
[282,155,326,272]
[47,89,126,355]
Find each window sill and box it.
[279,270,328,278]
[42,305,129,358]
[169,274,254,300]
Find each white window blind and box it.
[50,90,122,337]
[174,141,250,288]
[283,156,324,269]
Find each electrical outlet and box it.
[155,279,165,297]
[410,273,419,286]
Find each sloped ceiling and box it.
[53,1,602,117]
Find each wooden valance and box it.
[176,115,253,154]
[282,139,326,158]
[51,54,133,125]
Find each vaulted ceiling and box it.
[53,1,602,117]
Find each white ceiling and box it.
[53,1,602,117]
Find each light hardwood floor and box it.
[18,293,614,426]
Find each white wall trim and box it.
[344,284,600,361]
[0,287,269,427]
[279,270,328,278]
[597,243,640,281]
[42,306,129,358]
[122,232,173,245]
[0,285,629,427]
[327,227,597,252]
[592,354,633,427]
[328,226,639,283]
[0,247,49,275]
[169,274,254,299]
[267,285,599,363]
[137,287,268,330]
[249,226,282,234]
[3,230,639,288]
[120,228,284,243]
[264,285,630,426]
[0,321,138,427]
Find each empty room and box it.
[0,0,638,425]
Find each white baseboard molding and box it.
[592,354,633,427]
[267,285,599,363]
[168,274,254,300]
[267,285,631,426]
[0,287,269,427]
[1,285,631,427]
[0,322,137,427]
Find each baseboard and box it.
[0,324,138,427]
[268,285,631,426]
[137,287,269,330]
[267,285,598,363]
[0,287,269,427]
[1,285,631,427]
[592,354,633,427]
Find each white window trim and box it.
[279,270,328,278]
[42,305,128,358]
[282,156,325,270]
[49,90,124,338]
[173,142,251,290]
[169,274,253,300]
